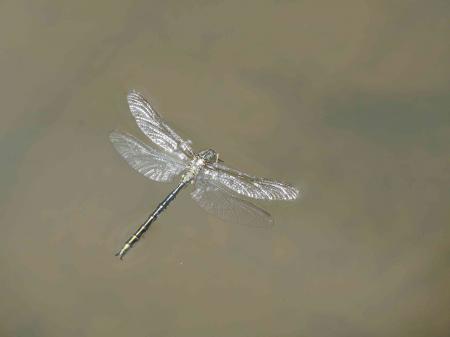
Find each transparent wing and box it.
[202,163,300,200]
[192,174,273,228]
[127,90,194,161]
[109,131,187,182]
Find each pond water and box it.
[0,1,449,336]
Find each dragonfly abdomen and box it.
[116,180,189,259]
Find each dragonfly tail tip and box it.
[115,250,124,260]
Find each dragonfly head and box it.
[198,149,219,164]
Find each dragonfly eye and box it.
[199,149,218,163]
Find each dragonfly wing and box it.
[110,131,187,182]
[192,173,273,227]
[203,163,300,200]
[127,90,194,161]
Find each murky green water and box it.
[1,1,449,336]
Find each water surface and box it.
[0,1,449,336]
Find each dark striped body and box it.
[116,180,189,259]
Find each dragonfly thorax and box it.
[198,149,219,164]
[181,149,218,183]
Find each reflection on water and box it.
[0,1,449,337]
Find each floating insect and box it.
[110,90,300,259]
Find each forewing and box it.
[203,163,300,200]
[127,90,194,160]
[192,174,273,228]
[109,131,187,182]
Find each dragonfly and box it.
[110,90,300,259]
